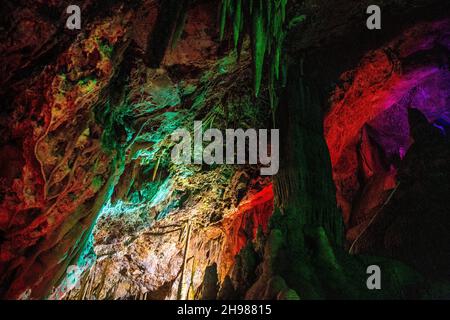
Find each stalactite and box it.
[219,0,290,100]
[233,0,243,48]
[145,0,190,68]
[170,0,191,49]
[251,0,267,97]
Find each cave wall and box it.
[0,0,277,299]
[1,0,450,300]
[325,19,450,223]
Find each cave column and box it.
[275,59,344,247]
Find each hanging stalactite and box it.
[220,0,288,100]
[145,0,191,68]
[219,0,306,126]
